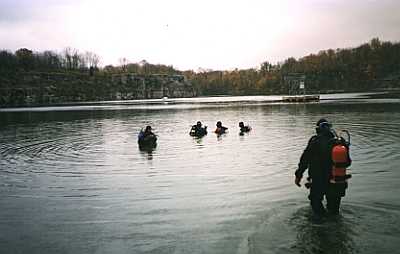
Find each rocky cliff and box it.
[0,72,197,107]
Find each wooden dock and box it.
[282,95,320,102]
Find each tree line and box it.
[1,38,400,96]
[186,38,400,95]
[0,48,180,76]
[0,47,100,73]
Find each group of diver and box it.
[189,121,251,137]
[138,121,252,148]
[138,118,352,216]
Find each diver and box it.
[215,121,228,135]
[138,125,157,148]
[239,122,251,133]
[190,121,208,137]
[294,119,351,216]
[141,126,155,138]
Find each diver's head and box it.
[315,118,331,134]
[239,122,244,128]
[216,121,222,127]
[196,121,202,127]
[145,125,152,132]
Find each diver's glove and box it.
[295,176,302,187]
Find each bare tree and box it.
[71,50,81,69]
[119,57,129,72]
[63,47,72,69]
[63,47,81,70]
[85,51,100,68]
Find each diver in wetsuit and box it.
[295,119,351,215]
[138,125,157,148]
[239,122,251,133]
[141,126,154,138]
[190,121,207,137]
[215,121,228,135]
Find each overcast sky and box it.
[0,0,399,70]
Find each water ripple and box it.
[1,96,400,254]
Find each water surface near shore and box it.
[1,93,400,254]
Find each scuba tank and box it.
[330,130,352,184]
[304,129,352,189]
[189,125,197,136]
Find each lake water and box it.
[1,93,400,254]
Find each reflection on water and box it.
[291,208,355,254]
[139,146,156,160]
[245,202,400,254]
[1,93,400,254]
[244,205,355,254]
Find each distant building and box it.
[283,73,306,95]
[282,73,319,102]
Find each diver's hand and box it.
[295,176,302,187]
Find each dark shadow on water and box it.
[216,133,228,141]
[191,135,206,145]
[289,207,355,254]
[239,131,251,136]
[246,204,360,254]
[139,144,156,160]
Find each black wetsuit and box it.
[143,131,154,138]
[295,130,343,215]
[191,126,207,137]
[240,126,251,132]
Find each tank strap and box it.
[333,162,350,168]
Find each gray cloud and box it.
[0,1,32,23]
[1,0,399,69]
[0,0,82,24]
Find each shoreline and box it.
[1,91,400,111]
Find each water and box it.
[1,93,400,254]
